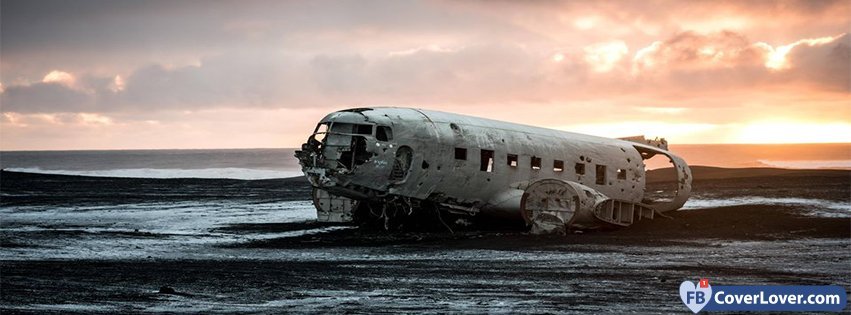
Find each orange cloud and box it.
[756,34,845,70]
[41,70,77,87]
[1,1,849,149]
[631,31,764,72]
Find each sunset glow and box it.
[583,41,629,72]
[761,34,844,70]
[1,1,849,150]
[735,121,851,144]
[41,70,76,87]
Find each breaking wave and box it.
[4,167,304,180]
[683,197,851,217]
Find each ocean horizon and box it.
[1,143,849,180]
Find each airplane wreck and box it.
[295,107,692,233]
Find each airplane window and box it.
[575,163,585,175]
[330,123,352,132]
[617,168,627,180]
[531,156,542,170]
[480,150,494,172]
[354,124,373,135]
[596,164,607,185]
[455,148,467,160]
[507,154,518,167]
[376,126,393,141]
[553,160,564,172]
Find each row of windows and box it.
[454,147,628,185]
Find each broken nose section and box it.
[520,179,611,234]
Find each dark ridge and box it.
[646,165,850,183]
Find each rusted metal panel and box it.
[313,188,357,222]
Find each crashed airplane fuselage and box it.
[295,107,691,232]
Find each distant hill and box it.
[647,165,850,183]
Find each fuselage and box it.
[296,107,691,223]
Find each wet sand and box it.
[1,168,849,313]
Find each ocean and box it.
[0,148,302,179]
[1,143,849,179]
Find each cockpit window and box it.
[313,123,329,142]
[376,126,393,141]
[330,123,350,133]
[330,123,373,135]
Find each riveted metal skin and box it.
[295,107,692,230]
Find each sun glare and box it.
[573,17,596,30]
[583,41,628,72]
[110,75,126,92]
[735,121,851,144]
[760,34,843,70]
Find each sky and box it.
[1,0,849,150]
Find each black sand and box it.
[1,168,849,313]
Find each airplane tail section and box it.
[618,135,669,151]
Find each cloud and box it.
[1,1,849,149]
[2,31,847,115]
[41,70,77,87]
[0,81,94,113]
[780,33,851,92]
[627,31,850,94]
[0,107,332,150]
[1,43,556,113]
[632,31,763,71]
[583,41,629,73]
